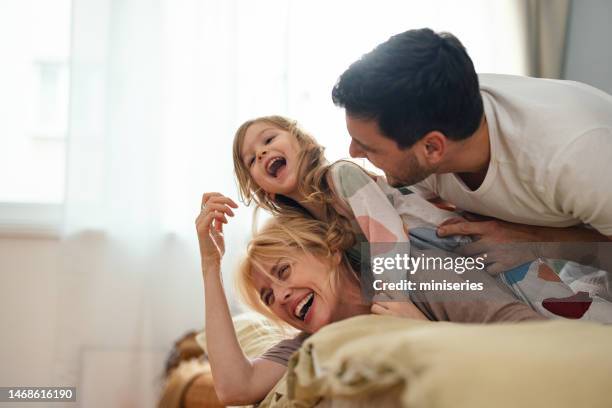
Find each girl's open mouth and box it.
[266,157,287,178]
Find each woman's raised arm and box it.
[196,193,286,405]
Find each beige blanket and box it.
[260,315,612,408]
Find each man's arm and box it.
[548,127,612,240]
[534,241,612,272]
[437,216,611,274]
[437,217,612,243]
[440,128,612,243]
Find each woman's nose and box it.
[273,284,292,304]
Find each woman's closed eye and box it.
[277,264,290,280]
[260,263,290,306]
[262,289,274,306]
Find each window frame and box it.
[0,202,62,238]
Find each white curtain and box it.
[57,0,529,406]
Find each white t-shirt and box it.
[414,73,612,236]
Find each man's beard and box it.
[386,151,434,187]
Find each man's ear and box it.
[331,251,342,266]
[418,131,447,164]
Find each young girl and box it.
[233,115,426,248]
[195,200,543,405]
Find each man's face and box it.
[346,114,433,187]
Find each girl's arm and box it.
[328,161,409,243]
[196,193,286,405]
[329,163,415,306]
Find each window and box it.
[0,0,527,237]
[0,0,71,235]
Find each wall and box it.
[0,235,205,407]
[0,238,58,390]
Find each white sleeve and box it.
[550,127,612,236]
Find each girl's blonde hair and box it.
[235,212,359,327]
[232,115,354,237]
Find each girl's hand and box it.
[195,192,238,264]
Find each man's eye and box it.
[264,135,276,145]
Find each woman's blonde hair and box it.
[235,212,359,327]
[232,115,354,236]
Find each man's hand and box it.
[458,240,540,275]
[437,214,540,244]
[437,213,611,243]
[437,213,610,275]
[436,215,541,275]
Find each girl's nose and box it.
[257,149,268,161]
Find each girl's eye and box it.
[264,135,276,145]
[248,157,255,167]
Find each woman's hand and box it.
[371,300,429,320]
[195,192,238,264]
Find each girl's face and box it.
[251,250,346,333]
[240,122,301,197]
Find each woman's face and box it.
[240,122,301,197]
[251,250,345,333]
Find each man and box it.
[332,28,612,244]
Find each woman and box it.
[195,192,544,405]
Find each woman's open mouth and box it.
[266,156,287,178]
[294,292,314,321]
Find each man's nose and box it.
[349,140,365,158]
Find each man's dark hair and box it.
[332,28,483,149]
